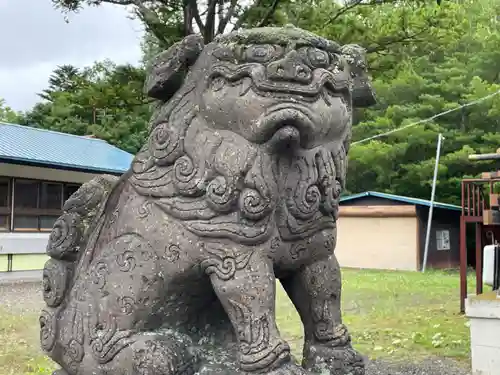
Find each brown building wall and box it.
[416,206,461,269]
[337,195,461,270]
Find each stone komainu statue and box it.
[40,26,376,375]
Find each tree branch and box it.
[232,0,264,31]
[328,0,363,24]
[130,1,172,44]
[218,0,238,34]
[130,0,163,26]
[99,0,135,5]
[182,0,195,35]
[204,0,218,42]
[217,0,224,26]
[365,27,429,53]
[327,0,399,26]
[257,0,281,27]
[189,0,205,34]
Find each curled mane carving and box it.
[129,28,375,245]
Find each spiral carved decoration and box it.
[46,213,82,261]
[200,245,253,281]
[315,146,344,216]
[149,121,184,166]
[173,155,206,196]
[239,152,277,221]
[62,339,85,374]
[239,188,273,221]
[206,176,237,213]
[43,259,71,307]
[321,180,341,217]
[202,257,238,280]
[40,309,57,352]
[333,146,347,189]
[116,251,137,272]
[286,183,322,221]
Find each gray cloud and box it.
[0,0,144,111]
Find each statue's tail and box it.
[39,174,119,358]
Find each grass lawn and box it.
[277,268,476,363]
[0,308,55,375]
[0,268,475,375]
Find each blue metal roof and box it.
[340,191,462,211]
[0,122,133,174]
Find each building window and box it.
[436,229,451,251]
[13,215,39,231]
[40,182,63,210]
[14,180,39,209]
[64,184,80,202]
[0,178,10,231]
[6,178,82,232]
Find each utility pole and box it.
[422,133,444,272]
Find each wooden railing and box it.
[461,180,485,219]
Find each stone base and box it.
[466,291,500,375]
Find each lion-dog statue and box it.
[40,26,376,375]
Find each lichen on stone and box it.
[214,26,341,53]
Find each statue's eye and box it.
[306,48,330,68]
[245,45,276,63]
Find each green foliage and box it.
[38,64,81,102]
[19,61,151,153]
[0,99,21,123]
[298,0,500,205]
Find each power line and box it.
[351,89,500,146]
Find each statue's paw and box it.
[303,344,365,375]
[265,361,312,375]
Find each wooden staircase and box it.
[460,150,500,312]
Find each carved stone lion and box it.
[40,26,376,375]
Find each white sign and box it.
[436,229,451,251]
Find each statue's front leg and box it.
[281,254,365,375]
[208,249,306,375]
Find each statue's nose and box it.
[267,51,312,84]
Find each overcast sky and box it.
[0,0,144,112]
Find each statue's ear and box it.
[340,44,376,108]
[144,34,205,101]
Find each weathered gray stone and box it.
[39,26,376,375]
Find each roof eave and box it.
[339,191,462,212]
[0,156,129,176]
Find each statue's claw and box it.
[303,344,365,375]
